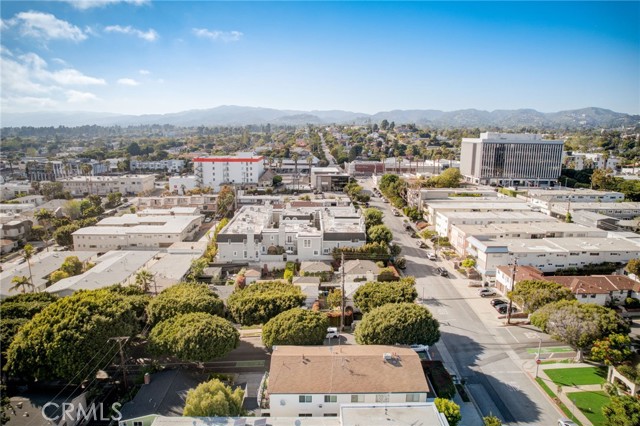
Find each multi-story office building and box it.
[460,132,563,187]
[193,153,265,191]
[25,158,109,181]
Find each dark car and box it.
[496,305,518,314]
[436,267,448,277]
[490,298,508,307]
[417,241,428,248]
[410,232,419,238]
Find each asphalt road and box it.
[360,177,563,426]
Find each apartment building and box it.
[131,159,185,172]
[435,211,557,240]
[262,345,430,417]
[59,174,155,196]
[467,236,640,279]
[25,158,109,181]
[193,153,265,191]
[0,181,33,201]
[216,204,366,262]
[450,222,607,256]
[137,194,217,212]
[460,132,563,187]
[167,175,198,194]
[563,152,620,172]
[72,211,202,251]
[526,188,625,209]
[310,166,350,191]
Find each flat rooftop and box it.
[526,188,623,198]
[73,214,201,235]
[426,199,531,211]
[439,210,554,221]
[453,221,606,237]
[471,237,640,254]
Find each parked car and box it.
[496,305,518,314]
[490,298,508,307]
[326,327,339,339]
[426,252,437,260]
[409,232,419,238]
[392,209,401,216]
[204,216,213,223]
[417,241,428,249]
[478,288,497,297]
[436,267,448,277]
[558,418,578,426]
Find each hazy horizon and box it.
[2,1,639,116]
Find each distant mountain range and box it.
[2,105,638,128]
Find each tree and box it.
[272,175,282,186]
[147,282,224,325]
[49,270,70,283]
[368,224,393,244]
[135,269,156,293]
[226,281,305,326]
[591,168,616,190]
[327,289,343,309]
[53,223,80,247]
[262,308,328,349]
[435,168,463,188]
[149,312,239,361]
[60,256,83,276]
[531,300,628,361]
[590,333,632,365]
[62,200,83,219]
[363,208,384,229]
[9,276,33,294]
[105,192,122,208]
[355,303,440,346]
[508,280,574,314]
[127,142,142,156]
[483,415,502,426]
[5,286,148,380]
[183,379,244,417]
[435,398,461,426]
[461,258,476,269]
[216,185,235,218]
[381,119,389,130]
[40,182,66,200]
[22,244,34,286]
[352,278,417,313]
[625,258,640,276]
[602,395,640,426]
[187,257,208,281]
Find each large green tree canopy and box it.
[508,280,574,314]
[183,379,244,417]
[226,281,305,326]
[355,303,440,346]
[146,282,224,325]
[149,312,239,361]
[5,286,149,381]
[262,308,328,349]
[352,277,417,313]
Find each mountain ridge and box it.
[2,106,638,128]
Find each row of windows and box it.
[298,393,420,403]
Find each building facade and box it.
[193,154,265,191]
[59,174,155,196]
[460,132,563,187]
[131,159,185,172]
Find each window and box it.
[323,413,338,417]
[303,239,311,248]
[299,395,312,403]
[406,393,421,402]
[298,414,312,417]
[314,250,319,256]
[134,422,143,426]
[324,395,337,403]
[375,394,389,403]
[351,395,364,403]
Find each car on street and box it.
[325,327,339,339]
[490,298,508,307]
[409,231,419,238]
[392,209,401,216]
[436,267,448,277]
[558,419,578,426]
[204,216,213,223]
[478,288,497,297]
[417,241,428,248]
[496,305,518,314]
[426,252,437,260]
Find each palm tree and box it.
[135,269,156,294]
[10,275,34,294]
[23,244,34,286]
[34,209,54,252]
[306,156,313,184]
[80,163,93,195]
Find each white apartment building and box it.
[262,345,430,417]
[467,236,640,279]
[0,181,33,201]
[72,211,202,251]
[168,175,198,194]
[547,202,640,220]
[25,158,109,181]
[563,152,620,172]
[137,194,217,212]
[435,211,557,239]
[526,188,625,209]
[193,153,265,191]
[450,222,608,256]
[59,174,155,196]
[216,204,366,262]
[131,159,185,172]
[460,132,563,187]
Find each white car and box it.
[478,288,497,297]
[426,252,437,261]
[326,327,339,339]
[558,419,578,426]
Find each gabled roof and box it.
[300,261,333,274]
[343,259,378,275]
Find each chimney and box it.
[144,372,151,385]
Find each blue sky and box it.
[1,1,638,115]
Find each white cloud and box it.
[66,90,100,103]
[10,11,87,42]
[105,25,158,41]
[50,69,106,86]
[66,0,149,10]
[117,78,139,86]
[192,28,243,42]
[139,69,150,75]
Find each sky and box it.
[1,1,639,116]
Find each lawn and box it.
[567,391,610,426]
[545,367,607,387]
[535,378,583,426]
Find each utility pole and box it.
[506,256,518,325]
[535,337,542,378]
[110,337,129,390]
[341,251,346,333]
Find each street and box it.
[360,177,564,426]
